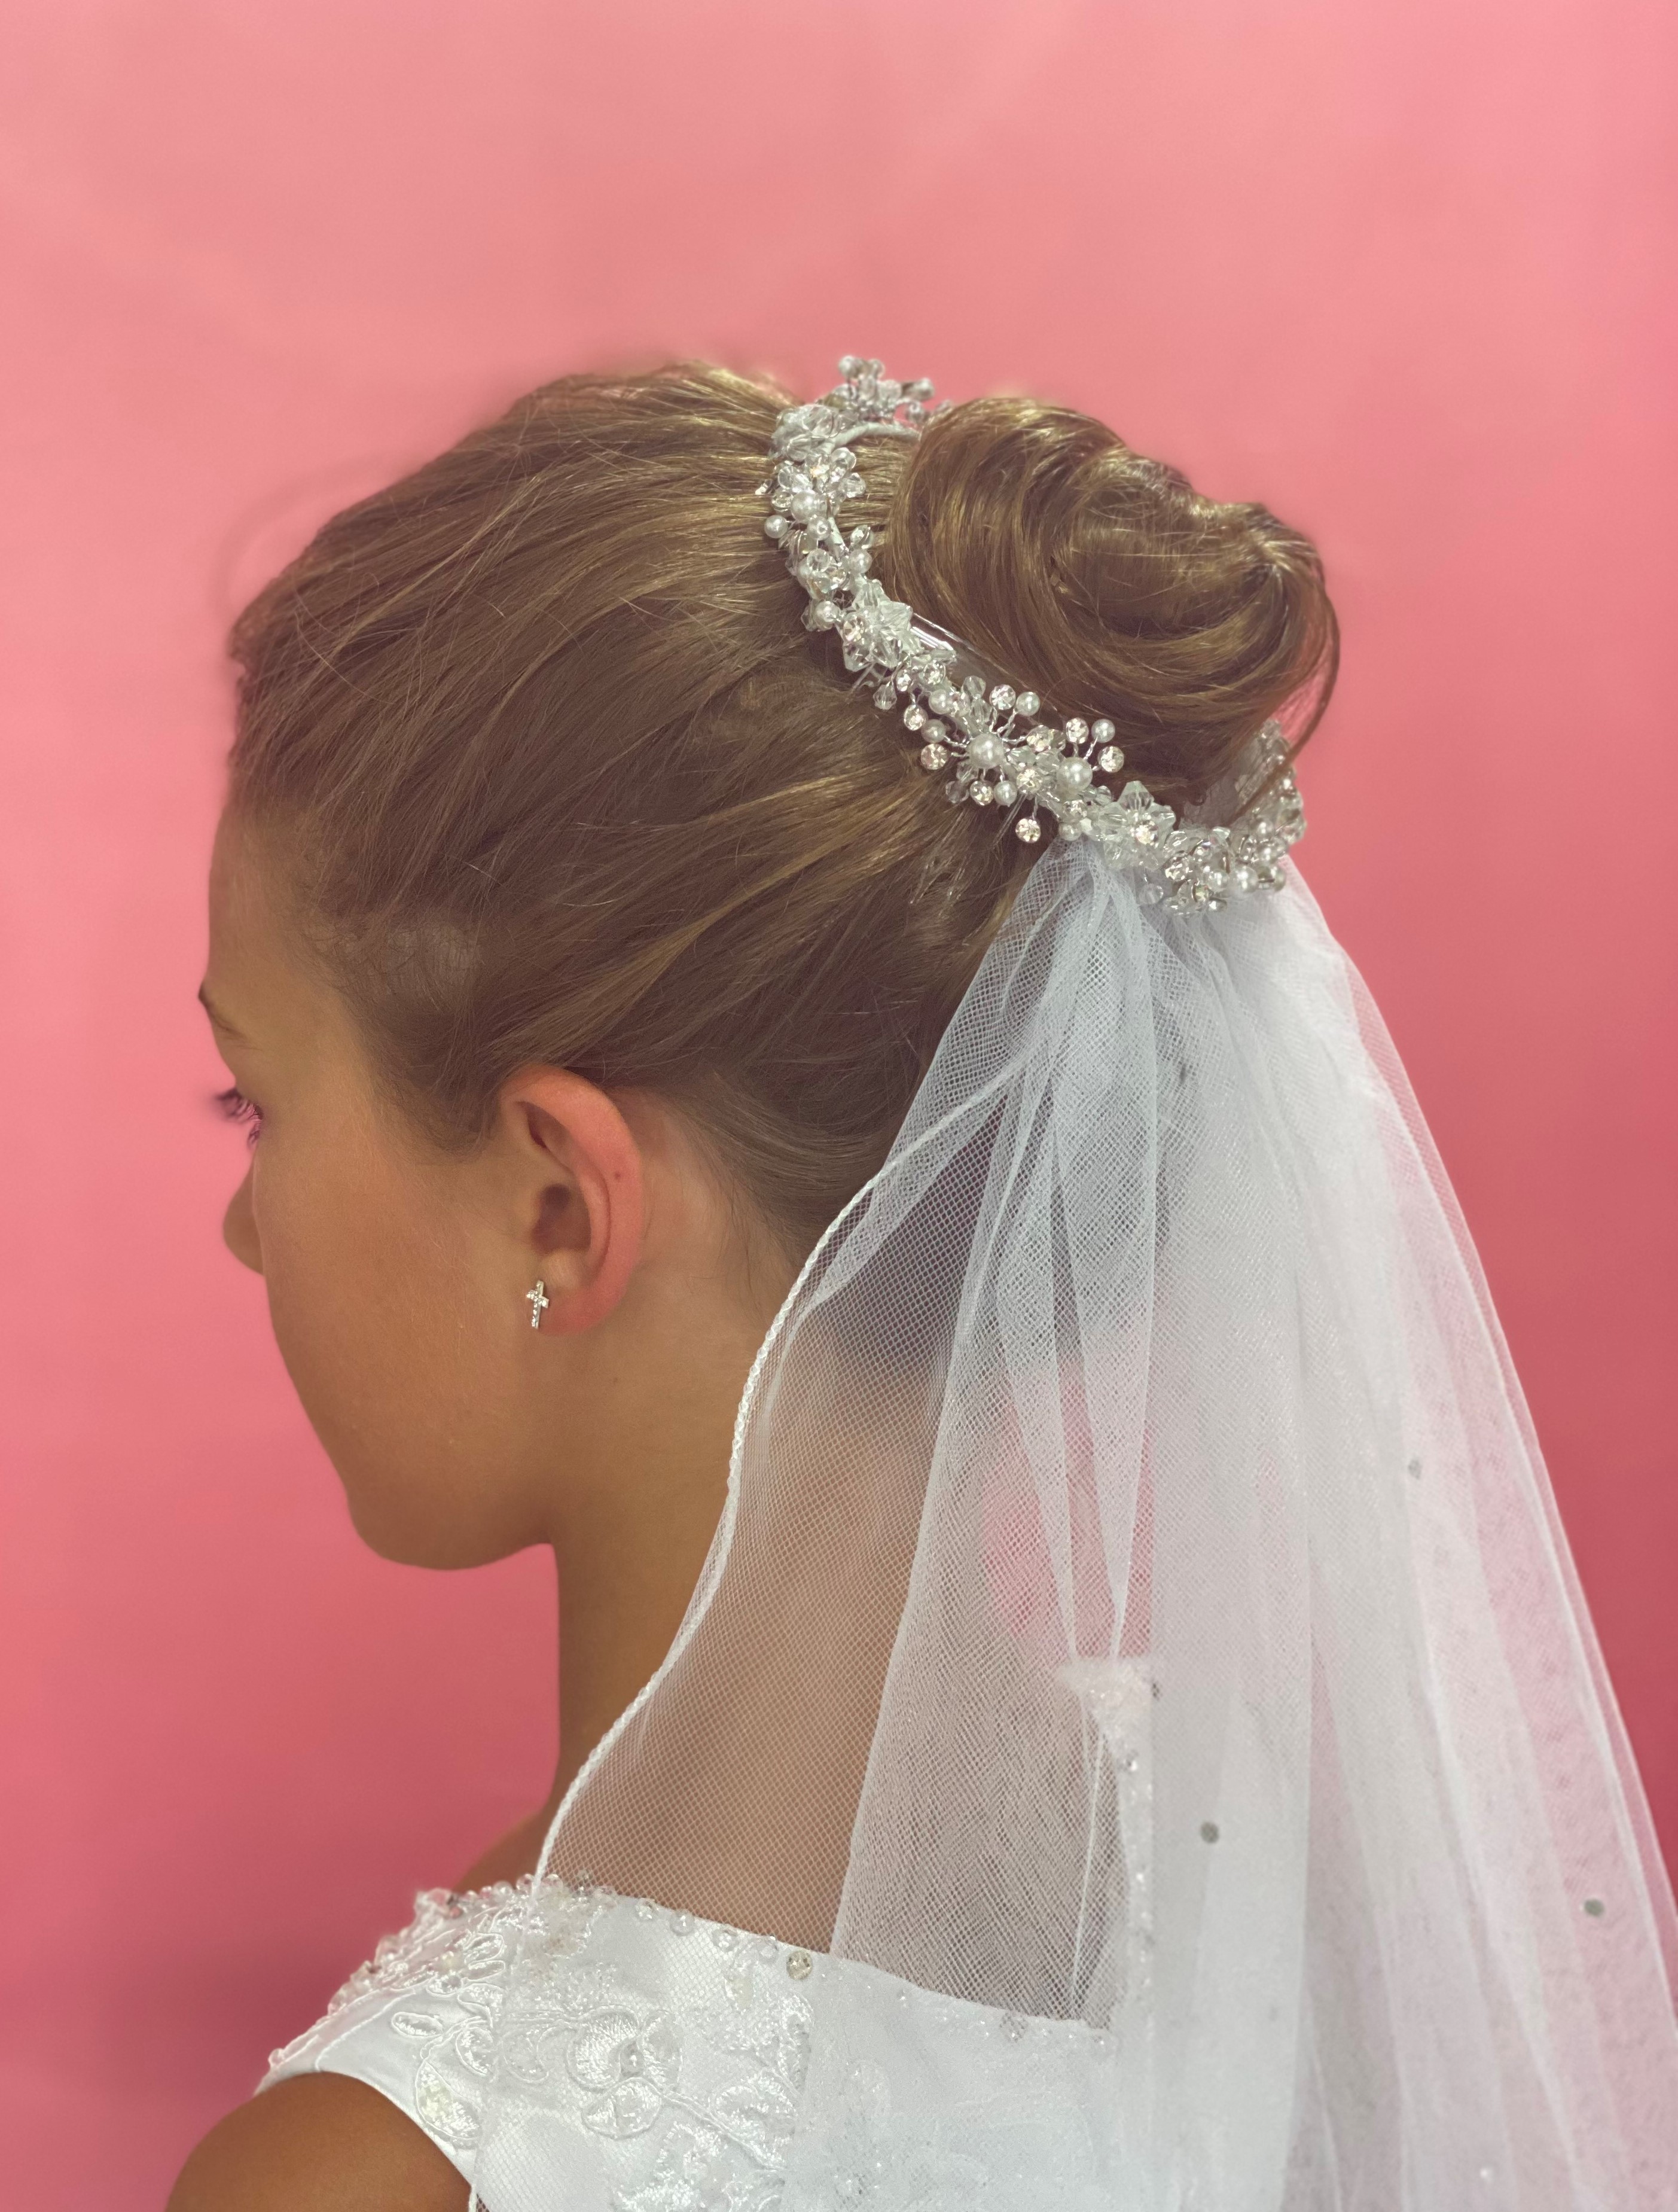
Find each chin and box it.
[337,1466,534,1572]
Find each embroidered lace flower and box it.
[263,1876,1118,2209]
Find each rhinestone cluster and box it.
[761,356,1306,912]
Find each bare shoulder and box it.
[167,2074,468,2211]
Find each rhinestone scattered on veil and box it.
[759,356,1305,912]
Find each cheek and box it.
[249,1135,535,1566]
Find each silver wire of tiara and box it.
[758,356,1305,912]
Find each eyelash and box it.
[213,1085,264,1147]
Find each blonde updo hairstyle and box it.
[228,364,1337,1259]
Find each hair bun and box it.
[874,395,1336,807]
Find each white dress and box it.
[262,1877,1116,2210]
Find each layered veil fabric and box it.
[471,843,1678,2208]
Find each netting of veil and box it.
[472,840,1678,2208]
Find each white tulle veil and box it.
[450,355,1678,2205]
[459,830,1678,2208]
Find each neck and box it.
[552,1456,728,1800]
[457,1244,789,1895]
[456,1485,729,1894]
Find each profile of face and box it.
[201,809,783,1574]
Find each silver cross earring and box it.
[525,1279,550,1330]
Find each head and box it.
[203,362,1335,1571]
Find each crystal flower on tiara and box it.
[759,356,1306,912]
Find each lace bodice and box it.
[261,1877,1116,2208]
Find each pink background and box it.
[2,2,1673,2204]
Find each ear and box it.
[498,1068,645,1334]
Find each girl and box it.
[172,359,1678,2210]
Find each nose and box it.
[222,1168,264,1274]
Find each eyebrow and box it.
[197,983,248,1044]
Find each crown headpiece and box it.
[760,356,1305,912]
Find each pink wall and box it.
[2,3,1673,2203]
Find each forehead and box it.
[205,810,344,1059]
